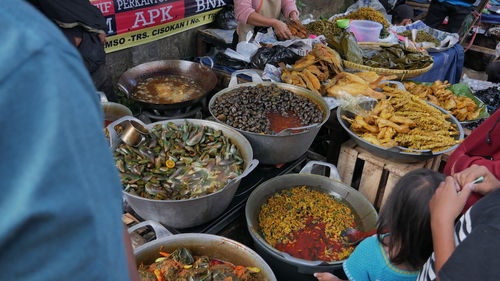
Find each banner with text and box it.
[90,0,226,53]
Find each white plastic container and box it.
[349,20,383,42]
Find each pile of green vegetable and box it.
[398,30,440,46]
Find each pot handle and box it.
[117,83,130,98]
[97,91,108,103]
[129,220,174,253]
[228,70,263,87]
[300,161,341,181]
[199,56,215,69]
[128,220,173,240]
[227,159,259,185]
[106,116,147,148]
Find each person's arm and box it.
[234,0,292,39]
[247,12,292,39]
[429,177,473,280]
[281,0,299,20]
[123,226,140,281]
[444,111,500,176]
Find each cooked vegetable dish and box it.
[139,248,263,281]
[259,186,357,261]
[115,122,243,200]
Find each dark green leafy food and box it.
[305,21,363,63]
[328,31,364,64]
[115,122,243,200]
[363,45,433,70]
[305,20,342,45]
[138,248,263,281]
[398,30,440,46]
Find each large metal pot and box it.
[117,60,217,111]
[245,161,378,281]
[131,221,277,281]
[208,70,331,165]
[108,116,259,228]
[337,100,464,163]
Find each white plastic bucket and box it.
[349,20,383,42]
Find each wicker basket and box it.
[343,42,434,79]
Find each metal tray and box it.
[337,100,464,163]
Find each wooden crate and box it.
[337,140,445,210]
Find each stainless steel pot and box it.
[108,116,259,228]
[117,60,217,111]
[130,221,277,281]
[208,70,331,165]
[245,161,378,281]
[337,100,464,163]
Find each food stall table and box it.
[411,44,465,84]
[196,29,234,56]
[336,140,447,210]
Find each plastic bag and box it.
[250,45,301,69]
[226,31,260,62]
[214,53,250,70]
[214,6,237,30]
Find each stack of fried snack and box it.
[340,7,390,28]
[281,44,343,95]
[343,90,461,152]
[287,20,308,39]
[402,81,481,122]
[324,72,395,99]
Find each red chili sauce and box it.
[274,217,351,261]
[267,112,304,134]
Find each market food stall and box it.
[94,1,498,280]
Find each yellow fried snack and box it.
[403,81,481,121]
[281,44,343,95]
[342,91,461,152]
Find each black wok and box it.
[117,60,217,110]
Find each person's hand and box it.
[430,176,473,225]
[98,32,107,44]
[272,19,292,40]
[314,272,344,281]
[399,19,412,26]
[453,165,500,195]
[73,36,83,47]
[289,11,299,21]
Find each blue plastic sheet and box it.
[411,44,464,84]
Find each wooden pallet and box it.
[337,140,446,210]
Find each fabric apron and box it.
[238,0,282,42]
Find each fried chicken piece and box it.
[281,71,307,88]
[312,44,343,74]
[290,54,316,70]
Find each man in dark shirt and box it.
[424,0,475,33]
[28,0,116,101]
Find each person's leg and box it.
[424,1,449,29]
[445,4,472,33]
[486,61,500,83]
[91,64,117,102]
